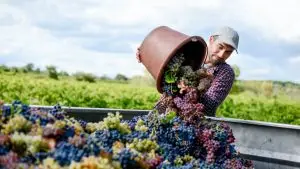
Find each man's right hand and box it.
[136,47,141,63]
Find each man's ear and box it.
[209,36,214,45]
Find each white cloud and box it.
[0,0,300,82]
[227,52,300,83]
[249,68,271,76]
[0,47,14,55]
[227,53,272,79]
[0,20,143,78]
[288,56,300,64]
[3,0,300,40]
[232,0,300,43]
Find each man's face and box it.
[208,36,234,65]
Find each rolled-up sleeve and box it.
[199,64,235,116]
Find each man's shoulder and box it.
[215,62,235,77]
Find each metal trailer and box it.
[29,105,300,169]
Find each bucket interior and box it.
[176,40,207,71]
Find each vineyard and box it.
[1,72,299,125]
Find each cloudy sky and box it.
[0,0,299,82]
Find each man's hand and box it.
[136,47,141,63]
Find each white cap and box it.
[212,26,239,53]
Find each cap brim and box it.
[216,37,238,53]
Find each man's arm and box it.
[199,65,235,116]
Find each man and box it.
[136,26,239,116]
[198,26,239,116]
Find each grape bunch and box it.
[157,52,214,124]
[161,52,213,97]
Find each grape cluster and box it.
[171,94,205,126]
[53,142,87,166]
[161,52,213,96]
[68,135,87,148]
[0,151,18,169]
[113,148,139,169]
[87,129,123,154]
[0,135,10,156]
[157,52,214,125]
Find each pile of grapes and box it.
[0,53,253,169]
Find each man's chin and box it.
[211,59,224,65]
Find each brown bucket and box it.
[139,26,208,93]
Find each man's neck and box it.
[203,63,214,69]
[203,60,225,69]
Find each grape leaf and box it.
[165,71,177,83]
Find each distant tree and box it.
[46,65,58,80]
[59,71,69,76]
[230,64,243,94]
[35,68,41,73]
[99,75,111,80]
[11,66,19,73]
[231,64,240,79]
[74,72,96,83]
[115,74,128,81]
[20,67,28,73]
[25,63,34,72]
[0,65,10,72]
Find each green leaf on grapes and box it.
[165,71,177,84]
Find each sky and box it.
[0,0,299,83]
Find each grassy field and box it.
[1,72,299,125]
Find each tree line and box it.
[0,63,129,82]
